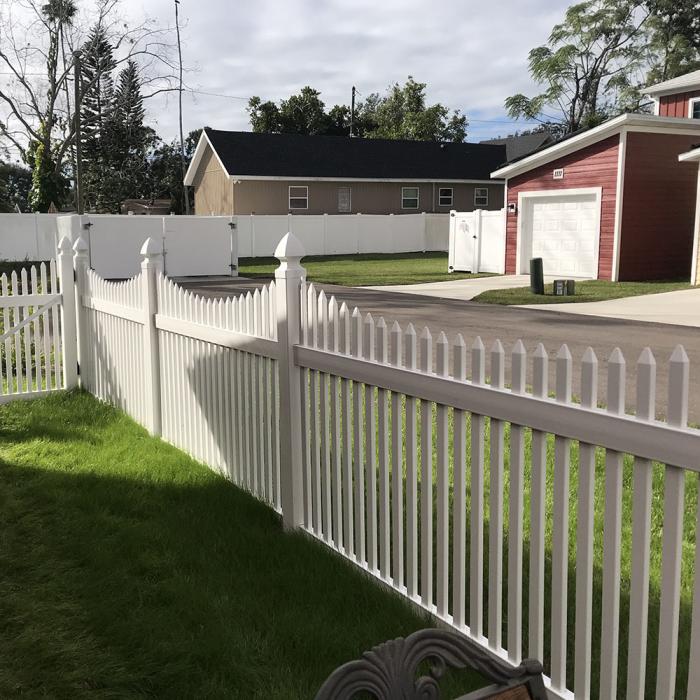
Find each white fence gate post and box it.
[72,237,89,387]
[57,235,78,389]
[140,237,163,436]
[473,209,483,273]
[274,232,306,530]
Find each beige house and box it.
[184,129,506,216]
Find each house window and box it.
[289,185,308,210]
[402,186,419,209]
[690,98,700,119]
[438,187,453,207]
[474,187,489,207]
[337,186,351,213]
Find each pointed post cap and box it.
[274,232,305,261]
[58,235,73,253]
[274,232,305,277]
[140,237,161,257]
[73,236,89,255]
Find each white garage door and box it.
[523,193,599,277]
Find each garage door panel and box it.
[523,193,599,278]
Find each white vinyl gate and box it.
[0,237,77,403]
[448,209,506,274]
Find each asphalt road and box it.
[178,277,700,423]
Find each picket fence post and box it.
[274,232,306,530]
[57,235,78,389]
[72,236,89,387]
[140,237,162,436]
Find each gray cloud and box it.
[122,0,572,141]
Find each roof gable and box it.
[491,113,700,179]
[185,129,507,184]
[646,69,700,97]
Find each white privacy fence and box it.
[449,209,506,274]
[0,213,62,260]
[8,232,700,699]
[235,212,449,257]
[1,212,449,278]
[59,214,238,279]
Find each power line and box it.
[183,87,542,124]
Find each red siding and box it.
[618,132,699,281]
[505,136,620,279]
[659,90,700,118]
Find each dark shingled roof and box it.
[480,132,554,162]
[203,128,506,181]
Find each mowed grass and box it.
[0,391,487,699]
[473,280,693,305]
[239,252,493,287]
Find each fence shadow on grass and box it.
[0,394,488,699]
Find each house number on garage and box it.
[553,168,565,180]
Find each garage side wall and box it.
[505,136,619,278]
[658,90,700,118]
[618,132,700,281]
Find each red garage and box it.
[491,114,700,281]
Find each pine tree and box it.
[101,60,155,211]
[80,25,116,212]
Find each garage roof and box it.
[491,113,700,180]
[646,69,700,97]
[184,128,507,185]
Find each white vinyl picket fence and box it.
[0,237,78,404]
[6,232,700,700]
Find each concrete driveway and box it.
[179,277,700,422]
[521,287,700,327]
[365,274,553,301]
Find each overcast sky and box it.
[122,0,572,143]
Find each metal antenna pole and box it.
[350,86,356,137]
[175,0,190,215]
[73,51,83,215]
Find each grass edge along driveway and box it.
[473,279,693,305]
[239,252,493,287]
[0,390,484,700]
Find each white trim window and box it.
[289,185,309,210]
[402,186,419,209]
[438,187,453,207]
[474,187,489,207]
[690,98,700,120]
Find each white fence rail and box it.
[8,231,700,699]
[449,208,506,274]
[235,212,449,257]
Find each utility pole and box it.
[350,86,356,137]
[73,51,83,215]
[175,0,190,215]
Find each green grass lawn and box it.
[473,280,693,305]
[0,391,486,699]
[239,252,492,287]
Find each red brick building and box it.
[491,70,700,282]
